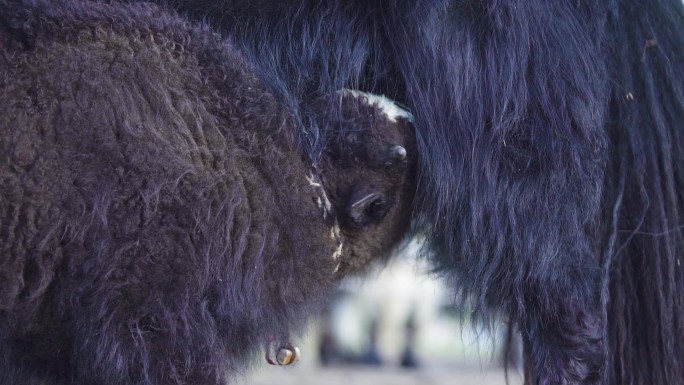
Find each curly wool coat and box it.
[0,1,416,384]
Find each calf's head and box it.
[265,90,416,365]
[318,90,416,276]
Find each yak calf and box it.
[0,1,416,384]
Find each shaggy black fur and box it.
[0,1,416,383]
[119,0,684,384]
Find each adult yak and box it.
[143,0,684,384]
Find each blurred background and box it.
[238,240,524,385]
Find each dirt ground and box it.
[236,364,523,385]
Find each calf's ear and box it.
[384,144,407,165]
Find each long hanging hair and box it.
[380,2,684,384]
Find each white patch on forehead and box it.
[341,89,413,123]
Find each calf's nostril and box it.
[348,192,388,225]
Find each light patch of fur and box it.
[306,172,343,269]
[330,222,343,264]
[330,223,341,240]
[332,242,343,261]
[306,172,332,216]
[341,89,413,123]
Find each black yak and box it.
[0,1,416,383]
[129,0,684,384]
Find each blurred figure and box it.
[318,308,341,366]
[359,319,383,366]
[501,321,523,373]
[316,239,510,370]
[399,313,420,369]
